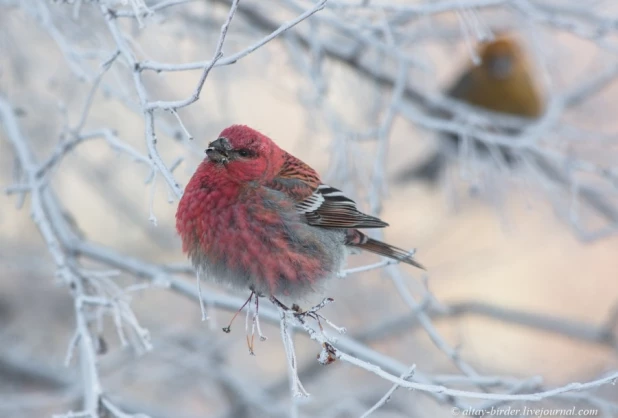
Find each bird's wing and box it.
[297,183,388,228]
[266,152,388,229]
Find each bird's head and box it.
[479,35,524,80]
[205,125,282,183]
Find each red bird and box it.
[176,125,424,301]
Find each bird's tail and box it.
[345,230,425,270]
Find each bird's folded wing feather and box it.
[265,152,388,229]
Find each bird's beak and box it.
[206,137,231,164]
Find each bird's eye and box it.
[237,149,252,158]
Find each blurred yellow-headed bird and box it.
[398,35,543,183]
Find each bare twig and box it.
[360,365,416,418]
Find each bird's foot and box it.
[270,296,343,365]
[270,297,346,335]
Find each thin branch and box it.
[144,0,240,111]
[360,365,416,418]
[138,0,329,72]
